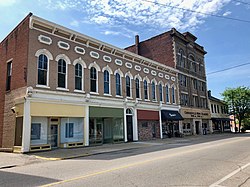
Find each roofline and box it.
[30,14,178,74]
[1,12,33,44]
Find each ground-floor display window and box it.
[162,121,179,138]
[89,117,124,145]
[60,118,84,143]
[182,122,192,135]
[30,117,48,145]
[138,120,160,140]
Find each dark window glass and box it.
[37,54,48,86]
[159,84,163,102]
[65,123,74,138]
[58,59,66,88]
[152,81,156,100]
[144,80,148,100]
[172,86,175,103]
[116,73,121,96]
[135,78,140,98]
[90,67,97,92]
[75,63,82,90]
[6,61,12,91]
[166,85,169,103]
[31,123,41,140]
[104,70,109,94]
[126,76,131,97]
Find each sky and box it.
[0,0,250,99]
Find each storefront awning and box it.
[161,110,183,121]
[211,118,232,121]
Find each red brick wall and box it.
[0,13,31,148]
[125,31,175,68]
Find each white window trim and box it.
[103,69,111,95]
[88,62,101,94]
[159,83,164,103]
[135,78,141,99]
[73,58,87,92]
[165,84,170,104]
[56,54,71,90]
[56,87,69,91]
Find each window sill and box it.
[74,90,85,94]
[115,95,123,98]
[36,85,50,89]
[90,92,99,95]
[126,97,133,100]
[152,100,158,103]
[144,99,150,102]
[104,94,112,97]
[56,87,69,91]
[136,98,142,101]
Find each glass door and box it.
[50,124,58,148]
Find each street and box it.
[0,134,250,187]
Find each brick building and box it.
[208,90,231,133]
[126,29,211,135]
[0,14,182,153]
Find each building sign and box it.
[181,109,211,119]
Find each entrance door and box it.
[14,117,23,146]
[126,115,133,142]
[50,125,58,148]
[195,121,200,135]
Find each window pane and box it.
[75,77,82,90]
[31,123,41,140]
[58,73,66,88]
[116,73,121,95]
[144,80,148,99]
[38,69,47,85]
[104,70,109,94]
[90,67,97,92]
[152,82,156,100]
[166,86,169,102]
[65,123,74,138]
[126,76,130,97]
[136,78,140,98]
[159,84,162,101]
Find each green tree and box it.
[222,86,250,133]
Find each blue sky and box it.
[0,0,249,99]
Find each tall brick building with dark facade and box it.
[126,29,212,135]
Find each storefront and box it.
[180,108,211,135]
[137,110,160,140]
[89,106,124,145]
[211,118,231,132]
[15,101,86,152]
[161,110,183,138]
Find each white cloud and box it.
[40,0,231,32]
[0,0,17,7]
[70,20,79,27]
[223,11,231,16]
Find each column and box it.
[21,99,31,153]
[133,108,138,141]
[159,110,163,139]
[124,108,128,142]
[84,105,89,146]
[179,120,183,133]
[209,120,213,134]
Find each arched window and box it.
[172,86,175,104]
[152,81,156,101]
[178,49,185,67]
[104,70,110,94]
[144,80,148,100]
[159,83,163,102]
[166,85,169,103]
[75,63,83,90]
[126,75,131,97]
[135,78,140,99]
[38,54,48,86]
[58,59,66,88]
[116,73,121,96]
[90,67,97,92]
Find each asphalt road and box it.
[0,134,250,187]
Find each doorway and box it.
[14,117,23,146]
[195,121,200,135]
[50,124,58,148]
[126,108,133,142]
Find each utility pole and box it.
[231,91,237,133]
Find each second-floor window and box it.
[152,81,156,101]
[116,73,121,96]
[58,59,66,88]
[144,80,148,100]
[104,70,110,94]
[126,76,131,97]
[166,85,170,103]
[90,67,97,92]
[37,54,48,86]
[159,83,163,102]
[135,78,140,99]
[6,61,12,91]
[75,63,83,90]
[172,86,175,104]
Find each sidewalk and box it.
[0,133,244,169]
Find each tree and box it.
[222,86,250,133]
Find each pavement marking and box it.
[34,153,90,161]
[40,137,250,187]
[209,162,250,187]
